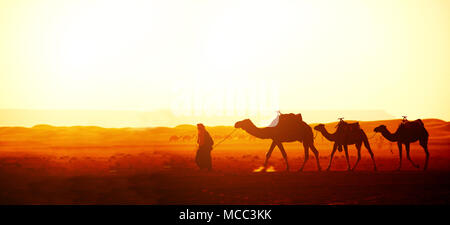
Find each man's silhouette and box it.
[195,123,214,171]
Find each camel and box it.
[169,135,180,142]
[182,135,194,142]
[234,113,321,171]
[374,119,429,170]
[314,121,376,171]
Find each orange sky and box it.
[0,0,449,126]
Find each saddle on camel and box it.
[335,118,362,151]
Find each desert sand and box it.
[0,119,449,204]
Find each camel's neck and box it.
[242,122,272,139]
[380,128,398,142]
[318,128,336,141]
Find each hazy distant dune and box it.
[0,109,397,127]
[0,119,448,150]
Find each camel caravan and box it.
[234,113,429,172]
[185,112,430,172]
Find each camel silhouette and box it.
[182,135,194,142]
[169,135,180,142]
[374,119,429,170]
[234,113,321,171]
[314,121,376,171]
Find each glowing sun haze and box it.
[0,0,449,126]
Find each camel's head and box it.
[234,119,251,129]
[314,124,326,132]
[374,125,386,133]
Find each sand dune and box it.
[0,118,448,148]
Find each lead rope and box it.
[313,130,319,140]
[367,132,378,140]
[213,128,238,149]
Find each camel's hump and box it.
[275,113,305,130]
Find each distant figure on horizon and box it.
[195,123,214,171]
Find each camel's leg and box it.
[396,142,403,171]
[405,142,419,169]
[277,143,289,171]
[326,143,338,171]
[367,146,377,171]
[343,145,351,171]
[363,134,377,171]
[352,143,362,171]
[263,141,277,170]
[299,143,310,172]
[420,139,429,171]
[309,143,322,171]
